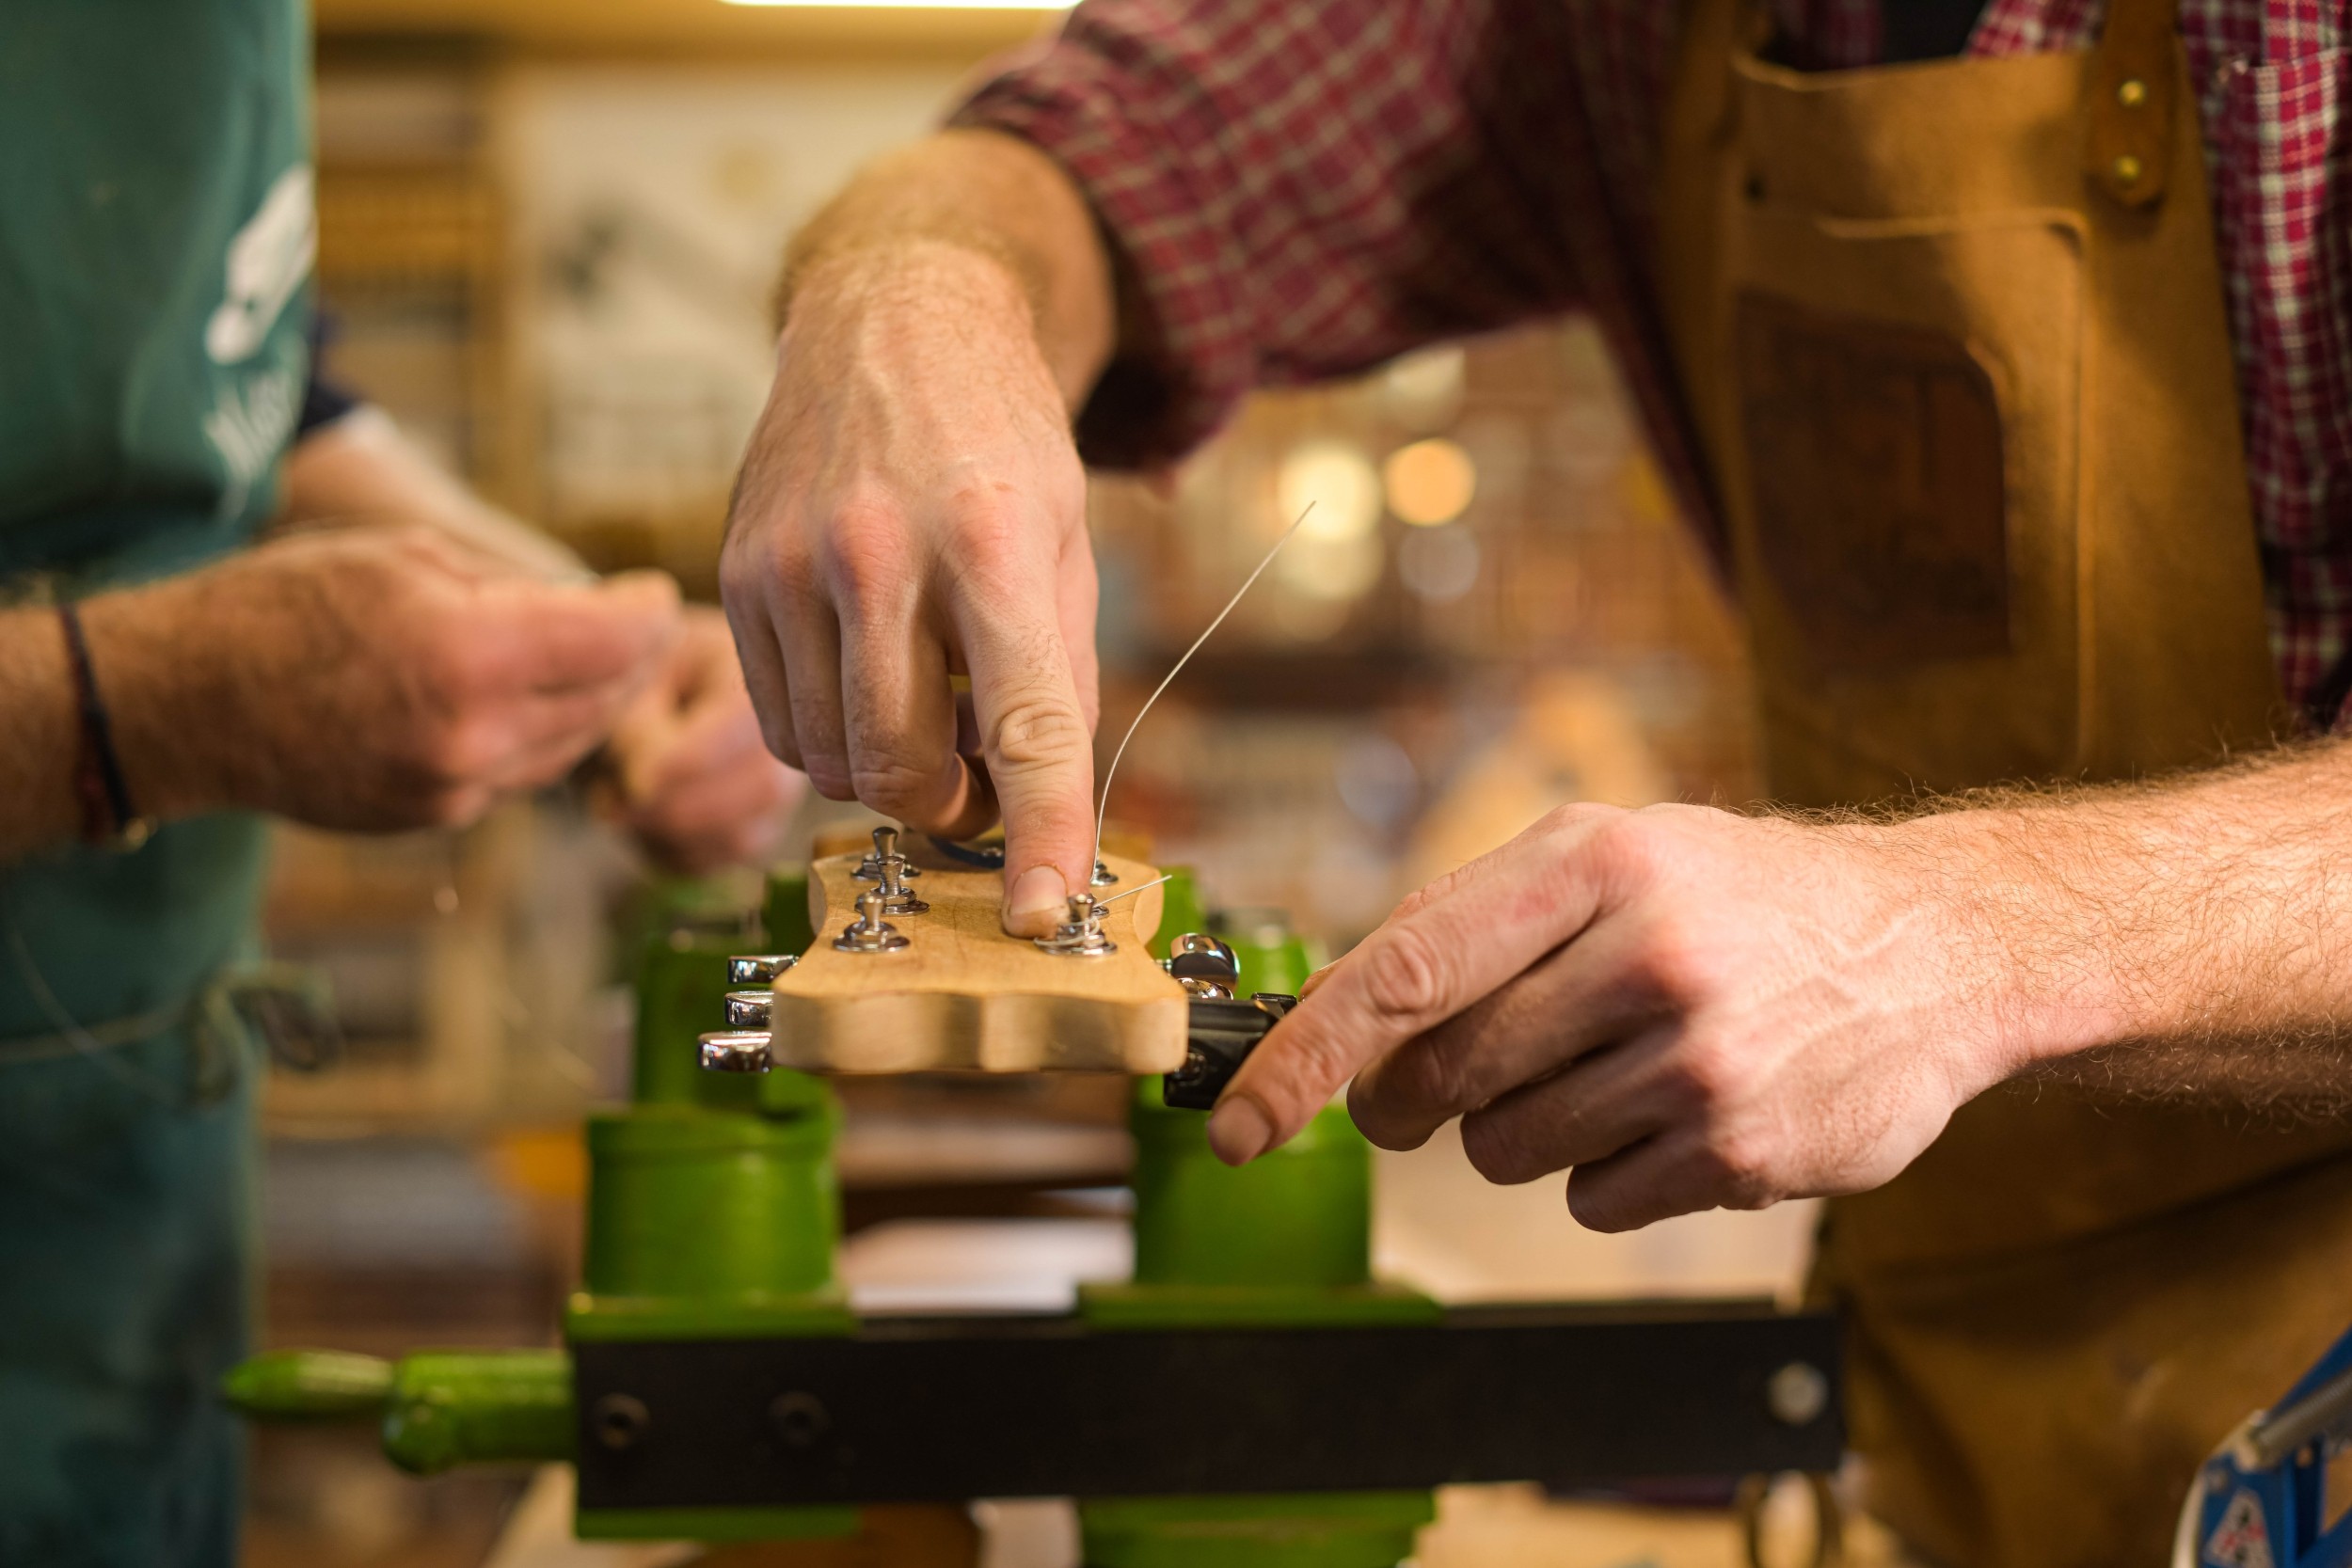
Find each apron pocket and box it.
[1720,205,2088,798]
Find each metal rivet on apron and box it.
[2117,77,2148,107]
[2113,152,2144,184]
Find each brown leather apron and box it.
[1657,3,2352,1563]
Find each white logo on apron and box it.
[204,165,314,365]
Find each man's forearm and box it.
[0,610,87,856]
[778,128,1115,408]
[1902,739,2352,1109]
[276,411,587,582]
[0,584,232,861]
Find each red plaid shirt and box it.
[954,0,2352,730]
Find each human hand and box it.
[98,526,681,832]
[599,605,804,874]
[720,244,1101,935]
[1207,803,2026,1231]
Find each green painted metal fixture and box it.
[1079,920,1437,1567]
[567,1102,851,1343]
[223,1348,571,1476]
[1080,1492,1438,1568]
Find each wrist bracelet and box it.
[56,601,148,848]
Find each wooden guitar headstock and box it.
[761,831,1187,1073]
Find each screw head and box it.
[1766,1361,1829,1427]
[771,1390,832,1450]
[2118,76,2148,106]
[2113,152,2144,184]
[592,1393,651,1451]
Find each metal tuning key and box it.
[853,825,920,883]
[875,852,928,917]
[726,954,796,986]
[1165,932,1240,999]
[1091,860,1119,887]
[723,990,773,1028]
[699,1030,774,1074]
[833,888,911,954]
[1033,894,1115,957]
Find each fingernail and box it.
[1206,1097,1273,1166]
[1005,865,1069,932]
[1298,962,1337,998]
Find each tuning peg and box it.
[723,990,773,1028]
[726,954,796,986]
[1163,992,1295,1110]
[700,1030,773,1074]
[1167,933,1240,996]
[853,824,921,882]
[1034,893,1115,957]
[834,888,911,953]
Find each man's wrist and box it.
[1865,806,2139,1085]
[75,578,241,822]
[781,238,1089,409]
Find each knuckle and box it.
[850,753,942,816]
[1360,926,1450,1027]
[415,715,490,785]
[822,499,913,605]
[1267,1022,1360,1113]
[987,689,1089,771]
[941,484,1029,560]
[803,761,857,801]
[1631,919,1724,1009]
[1584,811,1670,886]
[1535,800,1618,839]
[1666,1033,1740,1110]
[1699,1122,1778,1202]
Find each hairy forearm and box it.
[777,128,1114,408]
[0,584,236,860]
[0,610,85,856]
[1892,739,2352,1111]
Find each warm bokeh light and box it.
[1383,436,1477,527]
[1279,440,1383,541]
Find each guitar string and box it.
[1089,502,1315,887]
[1094,873,1171,908]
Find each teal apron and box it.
[0,2,311,1562]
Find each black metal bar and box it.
[573,1302,1842,1509]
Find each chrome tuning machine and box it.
[1034,894,1115,957]
[834,887,911,954]
[852,824,921,883]
[1159,932,1299,1111]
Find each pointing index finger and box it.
[954,594,1099,938]
[1205,809,1619,1164]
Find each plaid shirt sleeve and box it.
[951,0,1684,469]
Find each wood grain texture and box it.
[770,842,1186,1073]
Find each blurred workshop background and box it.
[254,3,1812,1563]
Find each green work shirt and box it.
[0,1,312,1562]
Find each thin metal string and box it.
[1095,873,1171,908]
[1090,502,1314,878]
